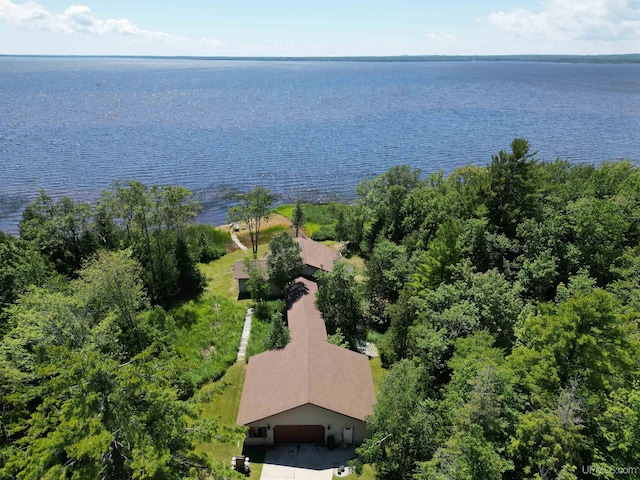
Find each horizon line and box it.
[1,53,640,63]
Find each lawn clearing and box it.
[369,356,386,395]
[197,363,265,479]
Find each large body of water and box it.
[1,57,639,234]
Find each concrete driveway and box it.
[260,444,356,480]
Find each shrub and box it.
[311,225,336,241]
[185,225,232,262]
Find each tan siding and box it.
[244,404,369,446]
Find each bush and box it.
[185,225,232,263]
[311,225,336,241]
[170,296,245,391]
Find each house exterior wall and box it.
[238,279,249,297]
[302,265,319,279]
[243,403,369,446]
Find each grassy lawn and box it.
[197,363,266,479]
[369,356,386,395]
[333,464,377,480]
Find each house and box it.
[236,276,376,446]
[294,236,339,277]
[233,236,339,298]
[233,259,282,299]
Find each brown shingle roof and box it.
[234,237,338,281]
[286,278,327,342]
[236,276,376,425]
[295,237,339,272]
[234,259,267,280]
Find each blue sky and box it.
[1,0,639,56]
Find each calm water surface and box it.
[1,57,639,233]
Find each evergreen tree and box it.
[291,198,305,237]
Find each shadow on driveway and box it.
[261,444,357,479]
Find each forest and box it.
[0,180,243,479]
[319,139,639,480]
[1,139,639,479]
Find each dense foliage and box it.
[346,140,640,480]
[15,181,228,306]
[0,182,241,478]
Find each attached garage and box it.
[237,274,376,447]
[274,425,325,444]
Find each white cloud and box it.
[425,32,459,43]
[0,0,223,46]
[487,0,640,42]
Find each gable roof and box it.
[236,276,376,425]
[234,259,267,280]
[234,237,339,281]
[295,236,339,272]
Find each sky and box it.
[1,0,639,57]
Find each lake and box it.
[1,57,639,234]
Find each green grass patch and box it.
[170,295,246,392]
[197,363,265,479]
[245,317,271,360]
[274,203,351,238]
[237,224,287,249]
[245,299,287,360]
[369,356,386,395]
[273,205,293,218]
[333,464,376,480]
[200,362,246,423]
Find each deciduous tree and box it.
[267,232,304,291]
[315,262,362,347]
[227,187,274,258]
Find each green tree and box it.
[0,252,228,479]
[364,239,411,328]
[0,233,54,334]
[356,165,423,250]
[596,386,640,469]
[356,359,438,480]
[245,259,270,319]
[266,311,290,350]
[487,138,540,238]
[417,425,512,480]
[291,198,305,237]
[267,232,304,291]
[511,290,636,401]
[315,262,362,347]
[412,219,462,291]
[227,187,274,258]
[566,197,629,285]
[99,180,203,304]
[2,347,220,480]
[326,327,349,348]
[19,191,97,276]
